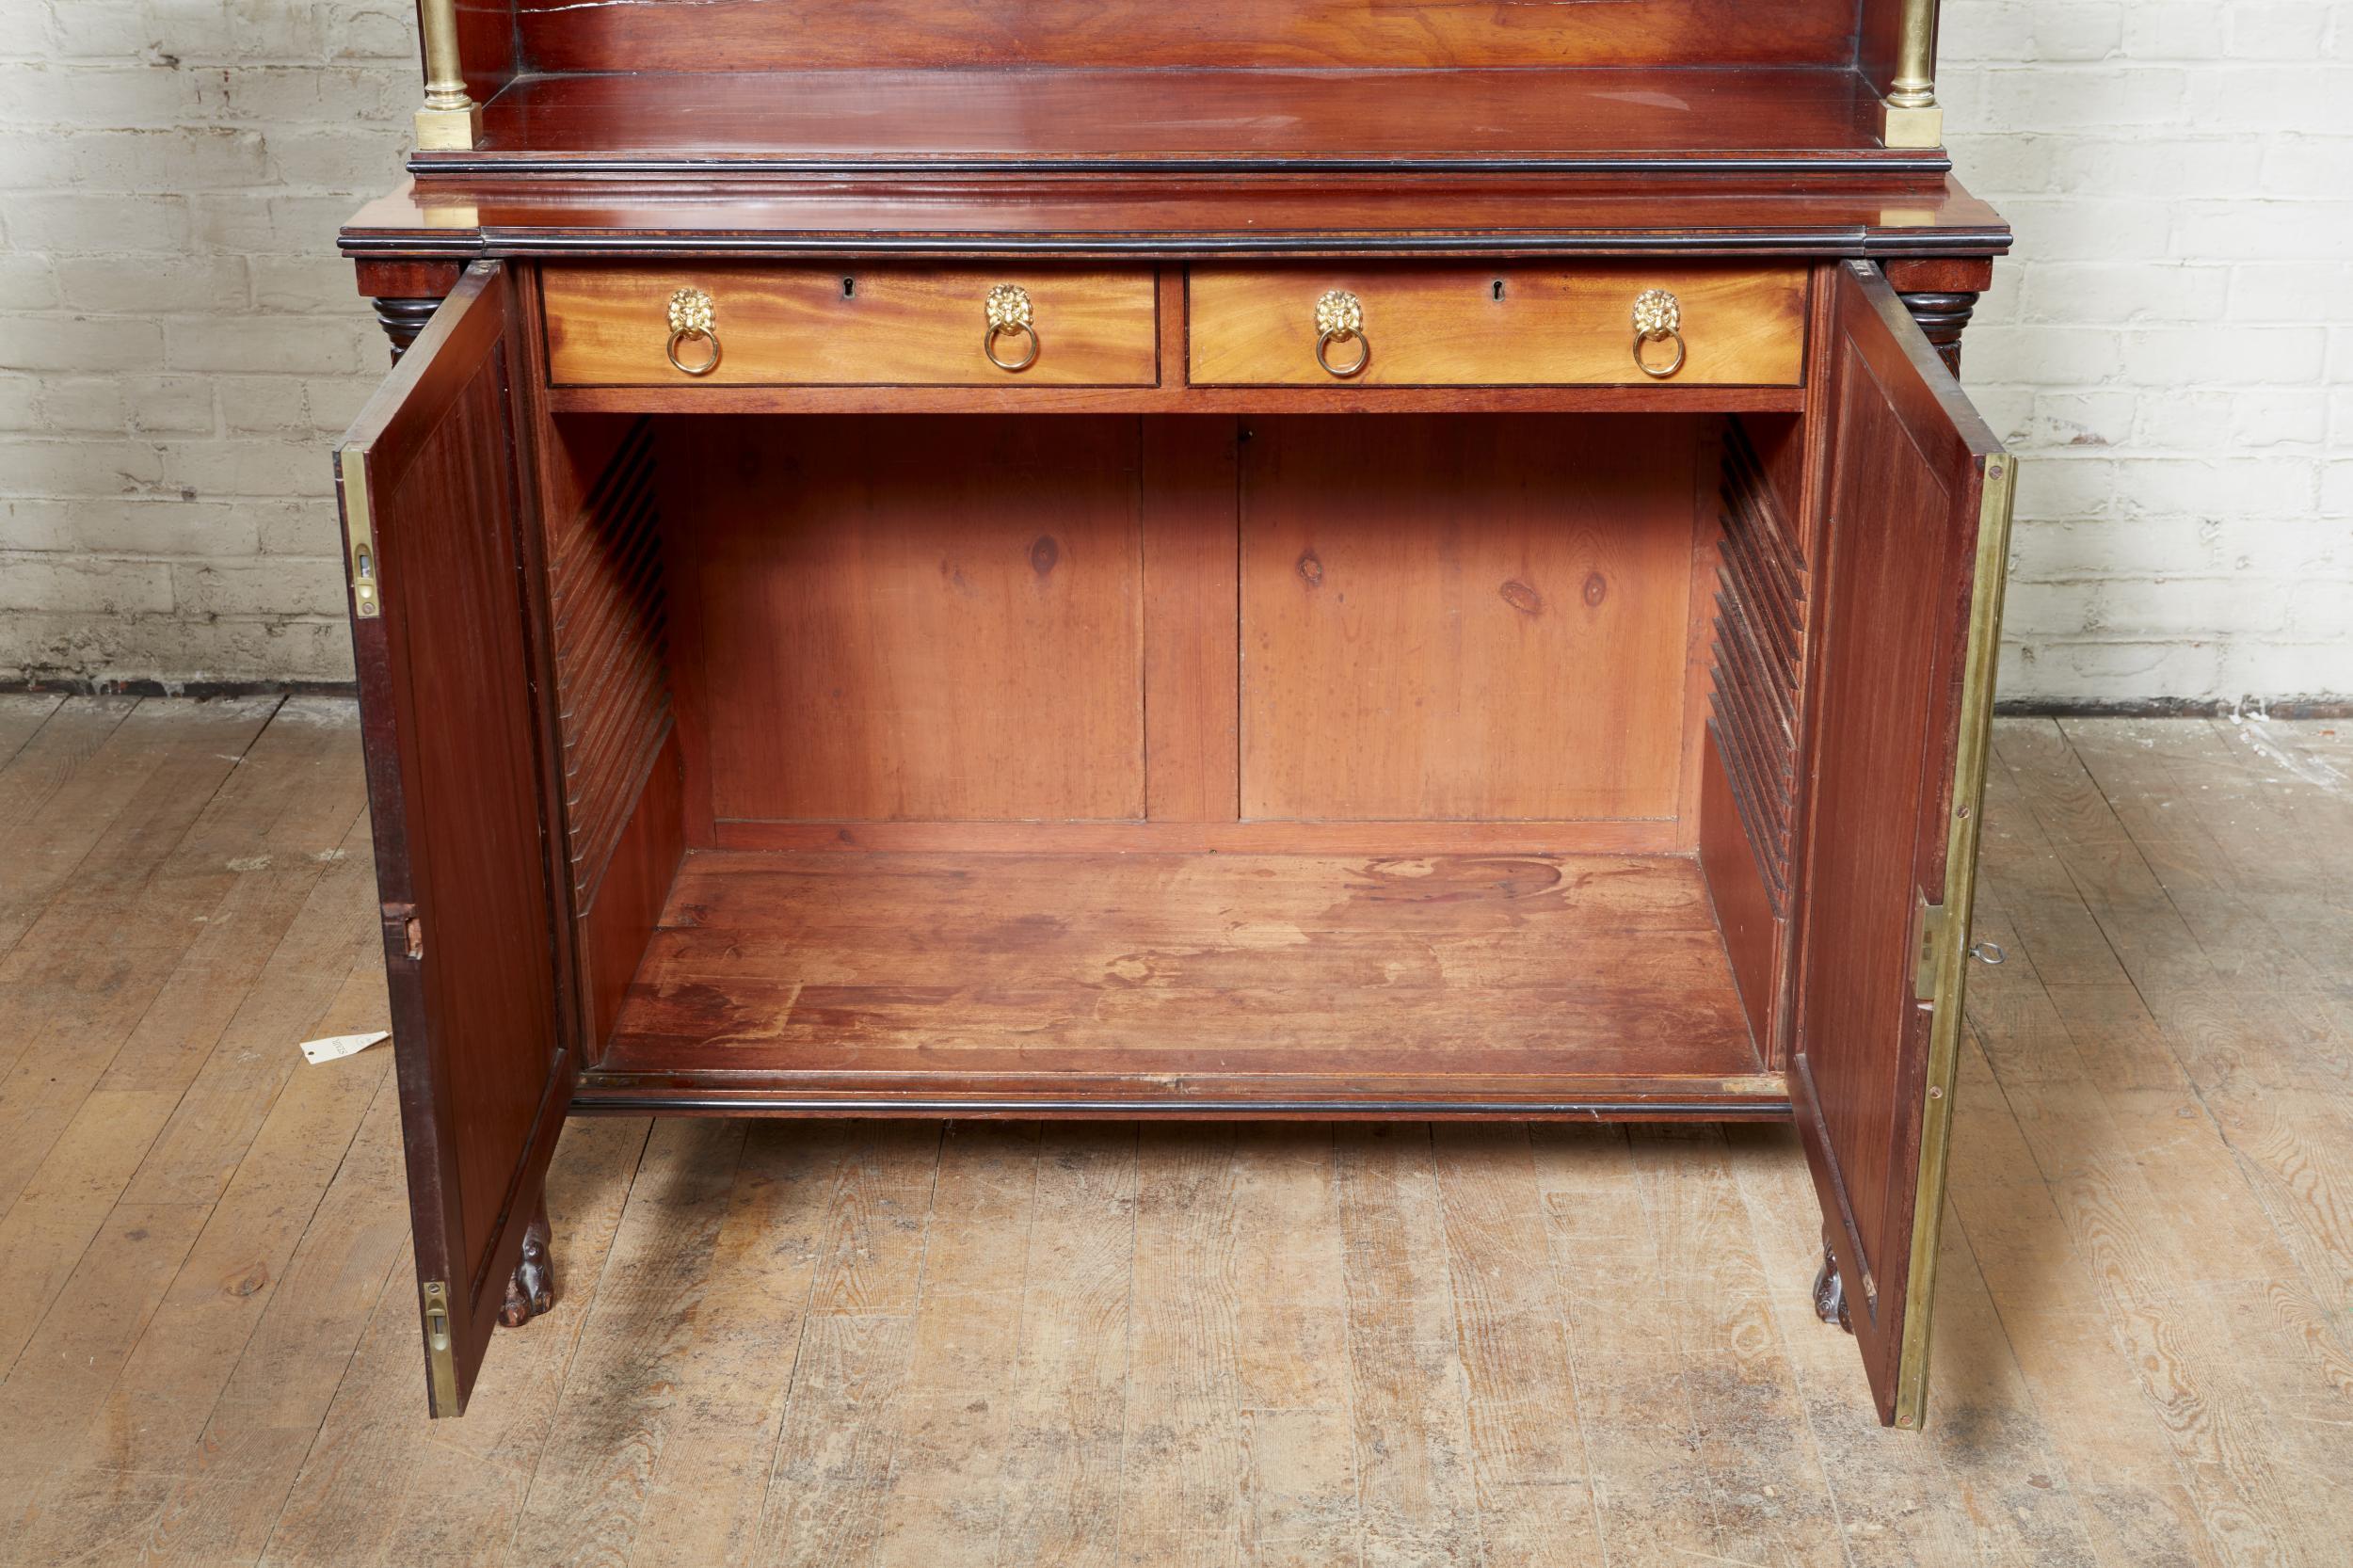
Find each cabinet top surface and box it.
[344,171,2007,263]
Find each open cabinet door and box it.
[1791,261,2016,1429]
[335,264,573,1416]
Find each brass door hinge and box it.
[1913,893,1948,1003]
[338,447,380,618]
[421,1278,460,1415]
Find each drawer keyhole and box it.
[1492,280,1505,301]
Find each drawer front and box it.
[1189,264,1807,387]
[542,266,1160,387]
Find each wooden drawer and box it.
[541,265,1160,387]
[1188,264,1807,387]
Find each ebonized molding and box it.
[348,229,2016,264]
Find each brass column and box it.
[413,0,483,151]
[1880,0,1944,149]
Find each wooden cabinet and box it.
[337,0,2011,1431]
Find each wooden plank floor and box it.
[1,696,2349,1566]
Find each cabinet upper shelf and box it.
[363,0,1990,260]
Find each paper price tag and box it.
[301,1030,390,1065]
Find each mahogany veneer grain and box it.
[337,265,572,1414]
[543,264,1160,388]
[1192,264,1807,387]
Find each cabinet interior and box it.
[541,407,1814,1113]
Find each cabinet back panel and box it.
[666,416,1147,823]
[653,412,1709,834]
[518,1,1859,73]
[454,0,517,101]
[1240,415,1701,823]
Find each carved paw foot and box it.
[1812,1247,1853,1334]
[498,1206,555,1327]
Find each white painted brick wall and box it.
[1944,0,2353,704]
[2,2,2349,702]
[0,1,416,686]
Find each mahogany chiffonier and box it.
[334,0,2014,1428]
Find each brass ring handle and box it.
[665,287,720,376]
[666,328,720,376]
[1631,287,1685,379]
[1313,289,1369,378]
[984,324,1040,373]
[1315,328,1371,378]
[984,282,1040,373]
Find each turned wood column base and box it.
[1895,290,1979,376]
[498,1199,556,1327]
[373,297,443,361]
[1881,257,1995,376]
[354,259,465,364]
